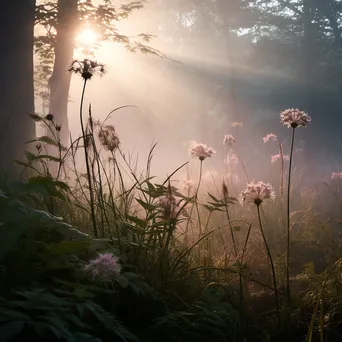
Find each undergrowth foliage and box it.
[1,61,342,342]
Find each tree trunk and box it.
[48,0,78,146]
[217,0,240,123]
[0,0,36,176]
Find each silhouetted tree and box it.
[35,0,161,145]
[0,0,36,174]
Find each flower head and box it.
[332,172,342,180]
[231,122,243,128]
[280,108,311,128]
[98,124,120,152]
[223,134,236,146]
[85,253,121,281]
[189,142,216,161]
[46,113,54,121]
[69,58,105,80]
[263,133,277,143]
[271,154,290,163]
[239,181,275,206]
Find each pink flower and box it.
[332,172,342,180]
[158,194,185,218]
[223,134,236,146]
[271,154,290,163]
[231,122,243,128]
[189,142,216,161]
[85,253,121,281]
[263,133,277,143]
[280,108,311,128]
[239,181,276,206]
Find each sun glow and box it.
[76,28,98,47]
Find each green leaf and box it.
[27,136,67,151]
[136,198,157,211]
[32,154,62,163]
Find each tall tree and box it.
[48,0,78,144]
[35,0,160,146]
[0,0,36,174]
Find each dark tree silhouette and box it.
[48,0,78,145]
[0,0,36,175]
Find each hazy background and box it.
[34,0,342,185]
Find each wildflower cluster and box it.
[158,194,185,219]
[69,59,105,80]
[332,172,342,179]
[239,181,275,206]
[263,133,277,143]
[85,253,121,281]
[189,142,216,161]
[223,134,235,146]
[98,124,120,152]
[271,154,290,163]
[280,108,311,128]
[231,122,243,128]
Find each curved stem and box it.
[80,79,98,237]
[225,204,237,257]
[185,160,203,235]
[286,127,296,304]
[195,160,203,234]
[257,204,280,330]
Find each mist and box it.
[34,0,342,188]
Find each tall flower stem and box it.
[257,204,280,330]
[185,160,203,235]
[195,160,203,234]
[286,127,295,304]
[225,203,237,257]
[80,79,98,237]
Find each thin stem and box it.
[80,79,98,237]
[239,223,252,310]
[225,204,237,257]
[257,204,280,330]
[185,160,203,236]
[286,127,296,304]
[195,160,203,234]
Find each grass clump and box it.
[1,61,342,341]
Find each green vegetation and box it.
[1,60,342,342]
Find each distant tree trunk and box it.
[302,0,317,111]
[217,0,240,123]
[0,0,36,175]
[48,0,78,146]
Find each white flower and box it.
[271,154,290,163]
[263,133,277,143]
[189,142,216,161]
[239,181,276,206]
[223,134,236,146]
[332,172,342,180]
[280,108,311,128]
[85,253,121,281]
[231,122,243,128]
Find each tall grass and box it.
[2,65,342,341]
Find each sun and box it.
[76,28,98,47]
